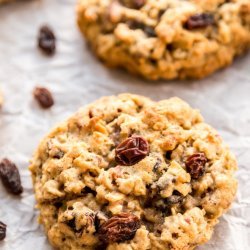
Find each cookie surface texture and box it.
[77,0,250,80]
[30,94,238,250]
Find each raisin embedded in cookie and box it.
[77,0,250,80]
[30,94,238,250]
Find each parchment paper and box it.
[0,0,249,249]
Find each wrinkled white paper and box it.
[0,0,249,249]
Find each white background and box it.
[0,0,249,249]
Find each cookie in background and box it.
[77,0,250,80]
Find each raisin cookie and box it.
[77,0,250,80]
[30,94,238,249]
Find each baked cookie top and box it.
[77,0,250,80]
[30,94,237,250]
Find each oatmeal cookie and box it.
[77,0,250,80]
[30,94,238,249]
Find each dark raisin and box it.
[172,233,178,239]
[82,186,97,196]
[127,20,156,37]
[66,218,82,233]
[149,58,157,66]
[115,136,149,166]
[89,110,94,118]
[166,43,174,51]
[98,213,140,244]
[89,171,98,177]
[95,243,108,250]
[94,214,101,231]
[0,159,23,195]
[0,222,6,241]
[33,87,54,109]
[165,151,172,160]
[185,13,215,30]
[38,25,56,55]
[54,202,63,209]
[185,153,207,179]
[119,0,145,9]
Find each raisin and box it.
[95,243,108,250]
[0,222,6,241]
[33,87,54,109]
[0,159,23,195]
[54,202,63,209]
[82,186,97,196]
[127,20,156,37]
[119,0,145,9]
[38,25,56,55]
[98,213,140,244]
[185,153,207,179]
[165,151,172,160]
[89,110,94,118]
[94,214,101,231]
[66,218,79,232]
[115,136,149,166]
[185,13,215,30]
